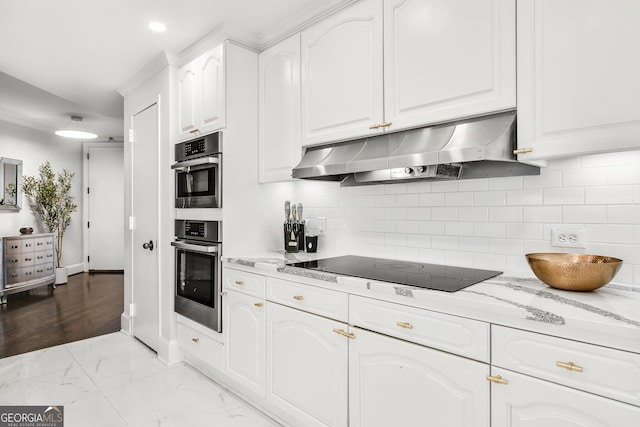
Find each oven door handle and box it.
[171,157,220,170]
[171,241,219,253]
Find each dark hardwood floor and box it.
[0,272,124,359]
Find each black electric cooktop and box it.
[290,255,502,292]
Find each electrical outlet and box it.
[551,228,586,248]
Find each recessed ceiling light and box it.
[148,22,166,32]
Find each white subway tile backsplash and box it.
[432,207,459,221]
[474,191,506,206]
[563,205,607,223]
[419,221,445,235]
[586,186,634,205]
[488,176,523,190]
[445,192,474,207]
[543,187,584,205]
[523,169,562,188]
[607,205,640,224]
[506,189,543,206]
[445,221,474,236]
[489,206,523,222]
[420,193,445,206]
[523,206,562,223]
[289,151,640,285]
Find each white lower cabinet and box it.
[491,367,640,427]
[266,301,348,427]
[349,326,490,427]
[223,289,265,397]
[176,316,224,373]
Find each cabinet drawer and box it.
[492,325,640,406]
[5,254,22,268]
[5,240,21,255]
[223,268,266,298]
[21,266,36,281]
[34,263,54,278]
[21,239,35,252]
[267,277,348,322]
[349,295,490,362]
[34,236,53,250]
[21,252,35,266]
[33,250,48,264]
[177,322,224,368]
[5,268,23,285]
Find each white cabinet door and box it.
[516,0,640,160]
[259,34,301,183]
[349,327,489,427]
[177,44,226,142]
[198,44,226,136]
[177,59,198,141]
[301,0,384,146]
[384,0,516,131]
[266,302,348,427]
[224,290,265,397]
[491,367,640,427]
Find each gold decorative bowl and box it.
[525,253,623,291]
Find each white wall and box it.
[0,120,83,268]
[259,150,640,286]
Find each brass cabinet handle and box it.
[332,328,355,339]
[513,147,533,155]
[556,361,583,372]
[380,121,392,128]
[234,280,244,286]
[486,375,508,385]
[192,338,199,343]
[293,295,304,301]
[369,123,381,129]
[396,322,413,329]
[190,129,200,134]
[254,303,264,307]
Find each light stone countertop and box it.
[222,251,640,355]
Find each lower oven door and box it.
[172,241,222,332]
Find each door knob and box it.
[142,240,154,251]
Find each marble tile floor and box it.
[0,331,281,427]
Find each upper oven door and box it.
[173,158,221,208]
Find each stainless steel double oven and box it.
[171,220,222,332]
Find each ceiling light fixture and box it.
[55,116,97,139]
[148,21,166,32]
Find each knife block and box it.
[284,223,300,253]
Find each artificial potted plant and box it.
[22,161,77,284]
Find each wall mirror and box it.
[0,157,22,211]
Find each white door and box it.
[301,0,384,146]
[87,144,124,271]
[383,0,516,130]
[266,302,348,427]
[491,368,640,427]
[349,327,490,427]
[131,103,159,351]
[224,290,265,396]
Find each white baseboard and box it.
[121,312,131,335]
[66,263,85,276]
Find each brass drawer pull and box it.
[380,121,392,128]
[369,123,381,129]
[332,328,355,339]
[254,303,263,307]
[486,375,508,385]
[192,338,199,343]
[293,295,304,301]
[190,129,200,134]
[234,280,244,286]
[556,361,583,372]
[396,322,413,329]
[513,147,533,155]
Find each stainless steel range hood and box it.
[292,111,539,186]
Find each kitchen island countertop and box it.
[222,251,640,355]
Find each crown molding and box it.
[117,51,177,97]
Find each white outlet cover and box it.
[551,228,586,248]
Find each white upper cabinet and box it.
[301,0,384,146]
[177,44,226,142]
[516,0,640,160]
[301,0,515,147]
[259,34,302,183]
[384,0,516,131]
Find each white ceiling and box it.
[0,0,348,141]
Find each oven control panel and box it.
[175,219,221,243]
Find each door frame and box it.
[82,141,125,272]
